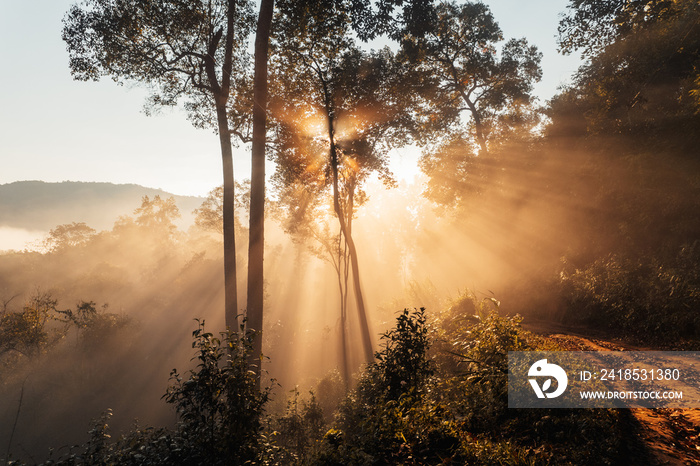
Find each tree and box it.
[247,0,275,388]
[0,292,58,360]
[193,182,250,234]
[557,0,694,58]
[552,0,700,142]
[272,0,371,367]
[62,0,255,330]
[272,0,419,369]
[410,1,542,156]
[44,222,96,252]
[134,195,181,233]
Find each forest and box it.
[2,0,700,464]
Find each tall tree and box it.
[62,0,254,330]
[272,0,374,365]
[410,1,541,156]
[272,0,416,369]
[247,0,275,386]
[554,0,700,139]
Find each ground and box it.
[524,321,700,466]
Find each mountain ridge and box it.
[0,180,205,231]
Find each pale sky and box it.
[0,0,581,198]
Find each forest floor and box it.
[524,321,700,466]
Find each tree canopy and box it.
[63,0,256,328]
[409,1,542,156]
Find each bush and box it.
[163,320,270,465]
[559,244,700,344]
[264,388,326,465]
[36,320,270,466]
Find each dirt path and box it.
[524,321,700,465]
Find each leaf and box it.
[542,379,551,392]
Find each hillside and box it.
[0,180,205,232]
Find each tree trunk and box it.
[337,238,350,386]
[468,101,488,155]
[459,89,488,156]
[216,102,239,331]
[247,0,274,387]
[340,183,353,383]
[328,135,374,365]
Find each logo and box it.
[528,359,568,399]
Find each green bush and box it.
[163,320,270,465]
[311,308,537,465]
[559,244,700,344]
[37,320,270,466]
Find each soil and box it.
[523,320,700,466]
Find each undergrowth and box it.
[12,298,628,465]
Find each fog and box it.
[3,124,700,460]
[0,227,46,253]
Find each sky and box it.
[0,0,582,199]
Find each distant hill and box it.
[0,181,205,231]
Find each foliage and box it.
[62,0,254,134]
[431,295,528,432]
[0,292,59,360]
[133,195,180,232]
[550,0,700,146]
[558,0,696,58]
[559,244,700,344]
[299,302,626,465]
[317,308,456,464]
[409,1,542,155]
[435,297,624,464]
[350,0,437,42]
[55,301,131,349]
[413,2,543,215]
[34,320,270,465]
[264,388,326,465]
[311,308,525,464]
[367,308,433,402]
[193,182,251,234]
[0,293,128,377]
[44,223,96,252]
[163,320,271,465]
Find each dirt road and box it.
[524,321,700,465]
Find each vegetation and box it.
[63,0,256,330]
[0,303,626,465]
[558,244,700,345]
[2,0,700,462]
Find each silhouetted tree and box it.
[62,0,254,330]
[272,0,419,369]
[410,1,542,156]
[558,0,696,58]
[553,0,700,141]
[247,0,275,388]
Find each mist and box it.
[2,125,699,462]
[3,0,700,463]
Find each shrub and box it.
[163,320,270,465]
[264,388,326,465]
[559,244,700,344]
[315,308,464,464]
[37,320,270,465]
